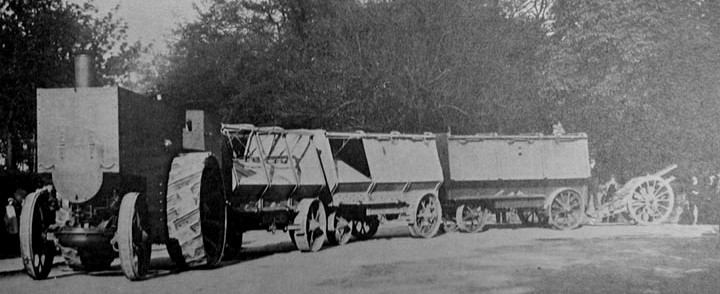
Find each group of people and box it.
[679,173,720,225]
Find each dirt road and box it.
[2,223,719,294]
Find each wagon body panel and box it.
[445,134,590,182]
[223,127,335,221]
[440,133,590,205]
[327,132,443,207]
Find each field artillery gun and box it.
[589,165,677,225]
[221,125,444,250]
[21,86,227,280]
[437,132,592,231]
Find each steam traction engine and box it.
[21,86,226,280]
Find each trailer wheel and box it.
[327,212,352,245]
[118,192,151,281]
[291,199,327,252]
[410,194,442,238]
[351,217,380,240]
[455,204,487,233]
[19,188,56,280]
[517,209,548,226]
[627,176,674,225]
[547,189,584,230]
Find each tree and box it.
[541,0,720,178]
[0,0,133,171]
[162,0,548,134]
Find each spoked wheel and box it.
[351,217,380,240]
[327,212,352,245]
[627,177,674,225]
[455,204,487,233]
[291,199,327,252]
[517,209,548,226]
[547,189,585,230]
[20,188,56,280]
[409,194,442,238]
[118,192,151,281]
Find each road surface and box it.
[2,223,719,294]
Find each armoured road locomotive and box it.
[21,84,227,280]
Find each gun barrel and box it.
[652,164,678,178]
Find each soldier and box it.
[690,176,700,225]
[552,121,566,136]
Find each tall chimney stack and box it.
[74,54,94,88]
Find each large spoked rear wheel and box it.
[291,199,327,252]
[627,177,674,225]
[327,212,352,246]
[547,189,585,230]
[118,193,151,281]
[455,204,487,233]
[410,194,442,238]
[20,189,56,280]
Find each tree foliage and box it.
[160,0,720,183]
[162,0,547,133]
[541,0,720,179]
[0,0,133,171]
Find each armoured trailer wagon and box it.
[437,132,592,231]
[221,125,445,250]
[21,85,227,280]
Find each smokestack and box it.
[74,54,94,88]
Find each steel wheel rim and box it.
[131,205,150,275]
[31,206,49,273]
[549,190,583,229]
[628,179,674,224]
[20,189,55,279]
[456,204,486,233]
[334,215,351,245]
[305,201,326,251]
[416,195,440,236]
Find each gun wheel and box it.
[627,177,674,225]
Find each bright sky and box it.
[66,0,203,51]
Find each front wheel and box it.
[19,188,56,279]
[118,192,151,281]
[290,198,327,252]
